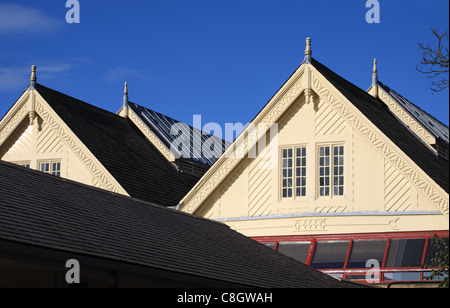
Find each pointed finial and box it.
[372,58,378,86]
[30,65,37,88]
[305,37,312,56]
[370,58,379,98]
[303,37,312,64]
[122,81,129,118]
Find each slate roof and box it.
[35,84,199,207]
[311,59,449,194]
[0,160,366,288]
[129,102,232,167]
[378,81,449,145]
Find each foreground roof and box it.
[0,160,365,288]
[35,84,199,207]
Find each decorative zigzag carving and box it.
[0,103,29,146]
[311,74,449,217]
[378,90,435,145]
[35,99,122,193]
[182,71,305,213]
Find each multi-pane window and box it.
[14,161,31,168]
[319,145,344,197]
[39,161,61,177]
[258,232,449,284]
[282,147,306,199]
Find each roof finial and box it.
[372,58,378,86]
[303,37,312,64]
[122,81,129,118]
[305,37,312,56]
[30,65,37,88]
[370,58,379,98]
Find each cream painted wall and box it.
[0,92,127,195]
[1,116,98,188]
[193,90,448,237]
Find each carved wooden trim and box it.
[378,89,435,146]
[0,95,30,147]
[311,72,449,217]
[181,69,305,213]
[34,96,124,194]
[127,108,176,162]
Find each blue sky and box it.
[0,0,448,140]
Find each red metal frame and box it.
[253,230,449,284]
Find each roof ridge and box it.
[35,83,123,120]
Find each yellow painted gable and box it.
[181,61,449,237]
[0,89,127,195]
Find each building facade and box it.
[179,39,449,285]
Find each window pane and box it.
[385,239,426,267]
[333,145,344,196]
[383,272,421,282]
[311,241,350,269]
[295,147,306,197]
[319,146,330,197]
[277,242,311,263]
[263,243,276,249]
[281,148,293,198]
[424,237,449,265]
[347,240,387,268]
[40,163,49,173]
[52,162,61,176]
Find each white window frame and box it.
[39,160,61,177]
[14,161,31,168]
[281,145,307,200]
[317,144,344,198]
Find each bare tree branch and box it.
[416,29,449,92]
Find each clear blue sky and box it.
[0,0,449,140]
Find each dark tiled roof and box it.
[0,161,365,288]
[378,81,449,145]
[311,59,449,194]
[35,84,199,207]
[129,103,232,167]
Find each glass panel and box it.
[347,239,387,268]
[310,241,350,269]
[385,239,426,267]
[424,237,449,265]
[281,148,293,198]
[295,147,306,197]
[40,163,49,173]
[277,242,311,263]
[52,162,61,176]
[423,271,449,281]
[319,146,330,197]
[346,274,379,282]
[263,243,276,249]
[333,145,344,196]
[383,272,421,282]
